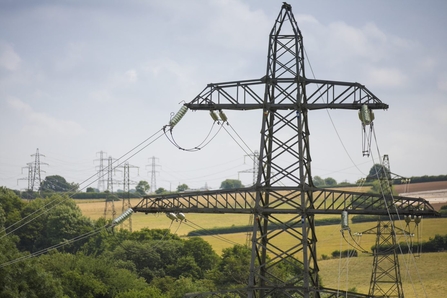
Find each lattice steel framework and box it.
[133,3,437,297]
[367,155,404,297]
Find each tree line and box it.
[0,187,301,297]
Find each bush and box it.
[331,249,358,258]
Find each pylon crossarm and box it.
[305,78,388,109]
[186,78,389,112]
[132,187,438,217]
[186,79,265,109]
[311,188,437,216]
[133,187,257,214]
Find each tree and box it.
[181,237,219,278]
[177,183,189,192]
[366,164,389,181]
[40,175,77,192]
[39,252,151,297]
[220,179,243,190]
[111,239,183,283]
[0,187,24,228]
[211,245,251,287]
[86,187,96,193]
[313,176,325,186]
[0,206,64,297]
[16,195,94,253]
[324,177,337,186]
[136,180,150,195]
[155,187,168,194]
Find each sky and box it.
[0,0,446,193]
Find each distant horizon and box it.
[1,1,446,193]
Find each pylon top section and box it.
[186,3,387,112]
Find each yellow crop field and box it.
[76,199,447,297]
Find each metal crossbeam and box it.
[134,188,435,216]
[133,3,438,297]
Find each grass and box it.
[319,252,447,297]
[76,198,447,297]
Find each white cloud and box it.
[0,41,21,71]
[53,42,86,72]
[366,67,407,88]
[7,97,84,137]
[433,103,447,126]
[438,73,447,92]
[124,69,138,83]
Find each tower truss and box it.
[133,3,437,297]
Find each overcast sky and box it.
[1,0,446,193]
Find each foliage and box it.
[220,179,243,190]
[421,234,447,252]
[71,191,141,199]
[40,175,78,192]
[111,239,182,282]
[15,195,94,253]
[212,245,251,287]
[155,187,168,194]
[331,249,358,258]
[177,183,189,192]
[313,176,325,186]
[86,187,96,193]
[181,237,219,278]
[39,252,150,297]
[324,177,337,186]
[392,174,447,184]
[136,180,150,195]
[150,276,214,298]
[312,176,338,187]
[187,218,341,236]
[0,218,64,297]
[0,187,25,228]
[128,228,181,242]
[366,164,390,181]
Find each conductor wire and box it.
[1,128,165,240]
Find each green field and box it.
[77,199,447,297]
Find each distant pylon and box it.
[368,154,404,297]
[95,151,107,192]
[103,155,119,220]
[119,162,139,231]
[238,150,259,186]
[238,150,259,247]
[17,148,48,192]
[146,156,160,194]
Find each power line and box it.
[1,128,165,241]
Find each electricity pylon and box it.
[146,156,160,194]
[133,3,438,297]
[367,154,403,297]
[238,150,260,247]
[238,151,260,187]
[119,162,139,231]
[18,148,48,193]
[103,156,119,220]
[95,151,107,192]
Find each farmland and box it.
[76,183,447,297]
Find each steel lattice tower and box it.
[147,156,160,194]
[367,155,404,297]
[31,148,48,191]
[103,156,118,220]
[120,162,138,231]
[95,151,107,192]
[133,3,438,297]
